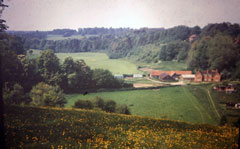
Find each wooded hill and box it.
[7,23,240,79]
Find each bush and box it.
[3,83,25,105]
[74,100,93,109]
[102,100,116,113]
[116,104,131,115]
[94,96,105,109]
[220,115,228,126]
[30,82,66,107]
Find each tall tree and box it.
[37,50,63,85]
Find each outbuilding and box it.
[114,74,124,79]
[181,74,195,81]
[133,74,143,78]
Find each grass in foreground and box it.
[65,86,217,124]
[4,105,238,148]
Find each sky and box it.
[2,0,240,31]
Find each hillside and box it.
[9,23,240,79]
[65,86,218,124]
[4,105,238,148]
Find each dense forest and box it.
[3,23,240,80]
[8,23,240,80]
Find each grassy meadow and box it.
[46,34,84,41]
[65,86,218,125]
[4,105,238,148]
[137,61,187,71]
[28,50,141,74]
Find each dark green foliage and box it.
[92,69,122,89]
[74,100,93,109]
[37,49,61,75]
[1,50,24,88]
[10,26,199,63]
[159,41,190,61]
[116,104,131,115]
[220,115,228,126]
[1,32,132,108]
[74,97,130,115]
[30,82,66,107]
[20,57,41,92]
[187,28,240,79]
[94,96,105,109]
[61,57,93,93]
[102,100,116,113]
[3,83,26,105]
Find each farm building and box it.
[194,70,221,82]
[180,74,195,81]
[158,73,175,81]
[133,74,143,78]
[123,74,133,78]
[114,74,124,79]
[213,84,235,93]
[150,70,192,80]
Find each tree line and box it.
[187,23,240,80]
[6,23,240,80]
[1,33,132,107]
[9,26,201,61]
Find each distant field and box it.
[27,50,141,74]
[124,78,158,84]
[56,52,141,74]
[46,34,84,41]
[138,61,187,71]
[46,34,100,41]
[27,49,42,59]
[65,86,217,124]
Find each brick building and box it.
[194,70,221,82]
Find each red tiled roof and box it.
[150,70,192,76]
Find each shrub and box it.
[102,100,116,113]
[220,115,228,126]
[74,100,93,109]
[30,82,66,107]
[94,96,105,109]
[3,83,25,105]
[116,104,131,115]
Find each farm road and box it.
[182,87,205,123]
[146,77,186,85]
[132,77,186,88]
[207,90,221,119]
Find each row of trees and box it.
[10,25,201,61]
[7,23,240,80]
[74,97,131,115]
[1,33,132,106]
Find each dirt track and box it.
[133,83,164,88]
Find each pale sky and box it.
[2,0,240,31]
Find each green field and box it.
[46,34,84,41]
[124,78,158,84]
[65,86,217,124]
[56,52,141,74]
[137,61,187,71]
[27,50,141,74]
[46,34,101,41]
